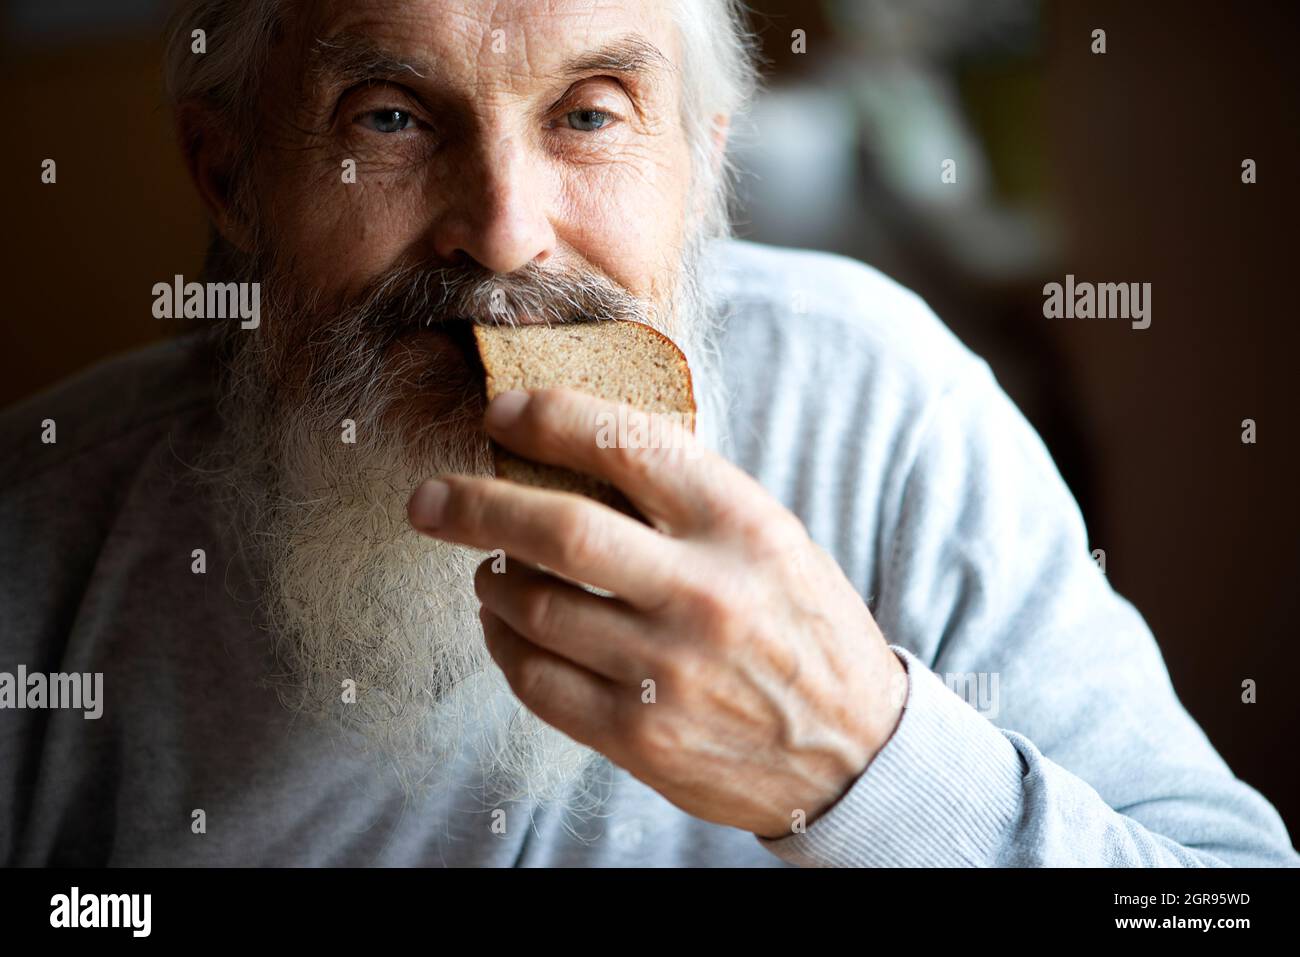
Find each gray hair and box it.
[163,0,760,240]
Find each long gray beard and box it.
[203,234,727,811]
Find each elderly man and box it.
[0,0,1295,867]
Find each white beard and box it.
[266,437,601,803]
[207,233,726,810]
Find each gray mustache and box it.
[354,261,648,331]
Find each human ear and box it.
[176,102,256,254]
[709,113,731,173]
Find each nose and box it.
[429,137,556,273]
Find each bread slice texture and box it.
[473,321,695,520]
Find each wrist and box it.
[756,646,909,840]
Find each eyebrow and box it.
[307,33,437,90]
[557,33,673,81]
[306,30,672,94]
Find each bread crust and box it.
[472,320,696,521]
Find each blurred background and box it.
[3,0,1298,834]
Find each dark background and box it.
[3,1,1297,836]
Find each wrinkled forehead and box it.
[287,0,682,98]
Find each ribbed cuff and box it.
[757,646,1025,867]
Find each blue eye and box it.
[566,109,611,132]
[361,109,414,133]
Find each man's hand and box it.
[407,388,906,839]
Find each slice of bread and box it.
[472,320,695,520]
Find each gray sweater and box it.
[1,240,1295,866]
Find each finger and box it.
[475,559,657,684]
[479,606,618,750]
[483,387,769,534]
[409,474,680,608]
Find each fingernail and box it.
[409,479,450,529]
[486,390,529,430]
